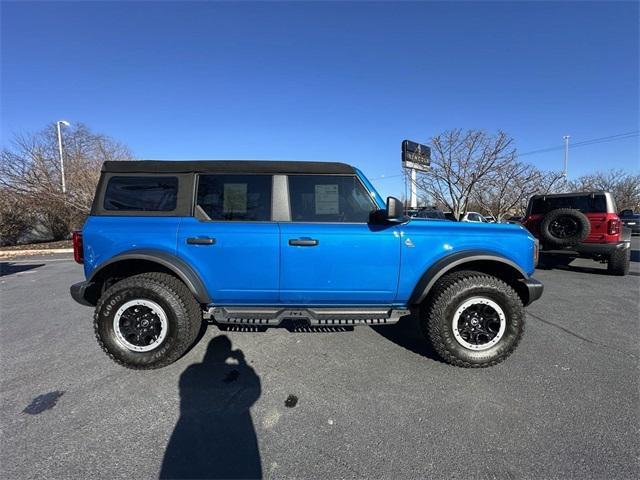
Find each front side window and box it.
[104,176,178,211]
[288,175,376,223]
[197,175,272,221]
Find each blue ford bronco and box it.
[70,160,543,369]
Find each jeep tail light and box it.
[72,231,84,264]
[608,219,620,236]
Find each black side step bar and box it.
[205,307,411,326]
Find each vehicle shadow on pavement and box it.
[554,265,640,277]
[0,262,44,277]
[371,314,441,362]
[160,335,262,479]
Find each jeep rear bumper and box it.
[70,281,98,307]
[521,277,544,306]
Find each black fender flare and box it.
[89,249,211,304]
[408,250,528,305]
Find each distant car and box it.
[444,212,458,221]
[522,191,631,275]
[414,208,448,220]
[460,212,486,223]
[506,215,524,224]
[619,209,640,234]
[484,215,496,223]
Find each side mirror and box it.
[385,196,405,223]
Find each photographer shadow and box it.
[160,336,262,479]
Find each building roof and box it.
[101,160,355,175]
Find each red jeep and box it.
[523,191,631,276]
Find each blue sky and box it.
[1,1,638,197]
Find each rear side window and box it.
[288,175,376,223]
[104,176,178,211]
[197,175,272,221]
[529,195,608,215]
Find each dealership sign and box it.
[402,140,431,172]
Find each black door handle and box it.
[187,237,215,245]
[289,238,319,247]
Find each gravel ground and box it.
[1,240,638,479]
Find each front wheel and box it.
[94,272,203,369]
[423,271,525,367]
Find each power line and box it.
[369,130,639,180]
[517,130,638,157]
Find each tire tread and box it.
[93,272,202,370]
[424,271,525,368]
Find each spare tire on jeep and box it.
[539,208,590,246]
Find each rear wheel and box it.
[94,272,203,369]
[422,271,525,367]
[607,248,630,276]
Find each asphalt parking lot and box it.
[1,239,639,479]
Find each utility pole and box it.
[563,135,570,177]
[56,120,70,193]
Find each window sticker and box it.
[223,183,247,214]
[315,184,339,214]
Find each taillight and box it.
[608,219,620,236]
[72,231,84,264]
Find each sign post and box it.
[402,140,431,209]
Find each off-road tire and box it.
[422,271,525,368]
[607,247,630,276]
[540,208,591,247]
[94,272,203,369]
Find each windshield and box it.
[355,169,385,210]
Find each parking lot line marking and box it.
[527,312,637,359]
[1,258,74,264]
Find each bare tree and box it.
[473,161,542,221]
[415,129,517,219]
[0,188,36,246]
[0,123,133,241]
[510,169,568,215]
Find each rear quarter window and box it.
[104,176,179,211]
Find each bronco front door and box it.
[279,174,401,305]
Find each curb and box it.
[0,248,74,258]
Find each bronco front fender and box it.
[408,250,528,305]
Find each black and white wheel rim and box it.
[452,297,506,351]
[113,299,168,352]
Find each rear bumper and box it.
[521,277,544,306]
[543,240,630,257]
[70,281,98,307]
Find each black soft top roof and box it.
[102,160,355,175]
